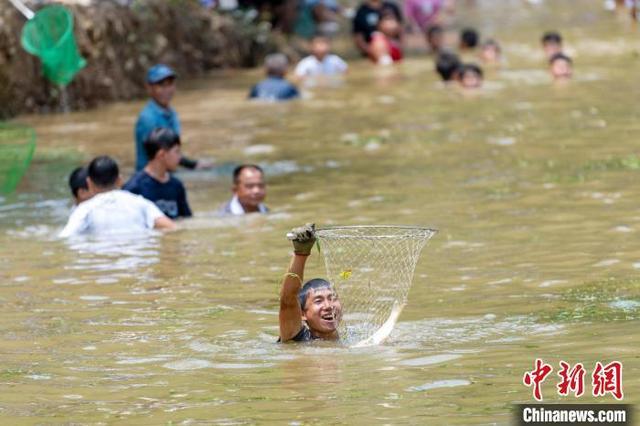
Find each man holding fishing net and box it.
[279,223,342,342]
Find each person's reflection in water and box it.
[278,223,342,342]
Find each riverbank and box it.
[0,0,278,118]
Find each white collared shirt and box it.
[228,195,268,215]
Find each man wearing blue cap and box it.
[135,64,206,171]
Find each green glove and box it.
[289,223,316,256]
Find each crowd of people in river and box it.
[59,0,576,238]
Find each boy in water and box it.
[249,54,300,102]
[369,12,403,65]
[279,223,342,342]
[459,27,479,50]
[479,39,501,65]
[124,128,192,220]
[435,51,461,82]
[457,63,483,89]
[68,166,91,206]
[59,156,175,237]
[541,31,563,60]
[425,25,445,54]
[294,35,348,79]
[549,53,573,81]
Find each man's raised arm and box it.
[279,223,316,342]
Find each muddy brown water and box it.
[1,1,639,424]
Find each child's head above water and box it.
[480,38,501,64]
[458,63,483,89]
[144,128,182,172]
[425,25,444,53]
[435,52,461,81]
[460,27,479,50]
[549,52,572,81]
[378,11,401,38]
[541,31,563,59]
[310,35,331,60]
[265,53,289,78]
[68,167,91,205]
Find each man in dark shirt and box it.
[249,53,300,102]
[279,223,342,342]
[124,128,192,219]
[352,0,402,56]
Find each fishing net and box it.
[0,124,36,194]
[316,226,436,346]
[21,5,86,86]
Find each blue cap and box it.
[146,64,177,84]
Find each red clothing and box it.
[370,32,403,62]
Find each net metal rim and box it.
[316,225,438,240]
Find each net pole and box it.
[7,0,35,20]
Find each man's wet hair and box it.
[68,166,88,197]
[426,25,443,39]
[542,31,562,45]
[459,62,483,79]
[233,164,264,184]
[265,53,289,77]
[144,127,181,160]
[298,278,332,310]
[549,52,572,65]
[88,155,119,188]
[460,28,479,48]
[435,52,461,81]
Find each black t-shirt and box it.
[352,1,402,43]
[278,324,316,343]
[123,171,192,219]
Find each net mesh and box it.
[0,124,36,194]
[316,226,436,346]
[21,5,86,86]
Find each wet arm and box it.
[154,215,177,231]
[279,254,306,341]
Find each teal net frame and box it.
[316,225,437,346]
[0,124,36,194]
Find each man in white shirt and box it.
[294,35,348,79]
[218,164,269,216]
[59,156,176,237]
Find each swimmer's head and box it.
[68,166,91,205]
[549,52,572,81]
[458,63,483,89]
[460,28,479,50]
[232,164,266,213]
[378,11,401,38]
[310,35,331,60]
[87,156,122,192]
[144,128,182,172]
[435,52,461,81]
[480,39,501,64]
[299,278,342,335]
[541,31,563,59]
[426,25,444,53]
[265,53,289,78]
